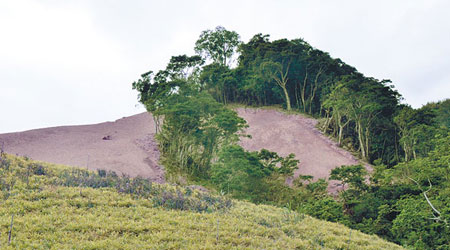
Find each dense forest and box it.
[133,26,450,249]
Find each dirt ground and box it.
[0,108,362,191]
[0,112,165,183]
[236,108,361,192]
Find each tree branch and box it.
[408,177,447,225]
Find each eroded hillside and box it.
[0,108,361,187]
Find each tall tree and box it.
[165,54,204,81]
[199,63,236,104]
[326,76,400,162]
[422,99,450,129]
[131,54,204,132]
[195,26,241,67]
[260,60,292,110]
[394,105,438,161]
[157,91,247,177]
[323,83,352,146]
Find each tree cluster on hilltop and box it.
[132,26,450,249]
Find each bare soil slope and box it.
[237,108,360,189]
[0,108,360,189]
[0,113,164,183]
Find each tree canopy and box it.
[195,26,240,67]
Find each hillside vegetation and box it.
[132,26,450,249]
[0,154,404,249]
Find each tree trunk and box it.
[153,116,160,134]
[301,72,308,113]
[364,126,370,161]
[273,62,291,111]
[282,86,291,111]
[404,141,409,162]
[338,125,344,146]
[295,82,300,109]
[308,68,321,114]
[357,122,367,160]
[337,117,350,147]
[322,110,331,132]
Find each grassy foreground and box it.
[0,155,404,249]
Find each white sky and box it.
[1,0,449,133]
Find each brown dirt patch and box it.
[0,113,164,183]
[236,107,361,192]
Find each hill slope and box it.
[0,113,164,183]
[0,108,360,186]
[237,108,359,180]
[0,155,404,249]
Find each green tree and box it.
[260,60,292,110]
[211,145,270,200]
[392,197,449,249]
[257,149,298,176]
[422,98,450,129]
[195,26,241,67]
[211,145,297,202]
[157,91,247,178]
[165,54,204,81]
[328,77,400,162]
[330,164,368,191]
[394,105,438,161]
[323,83,353,146]
[199,63,236,104]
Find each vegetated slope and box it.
[237,107,360,188]
[0,155,404,250]
[0,113,164,183]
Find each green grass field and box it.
[0,154,404,249]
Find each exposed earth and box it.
[236,107,360,191]
[0,108,361,190]
[237,107,360,177]
[0,112,164,183]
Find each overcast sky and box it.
[1,0,449,133]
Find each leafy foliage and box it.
[195,26,241,67]
[332,133,450,249]
[156,91,247,178]
[422,98,450,129]
[211,145,297,202]
[330,165,368,191]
